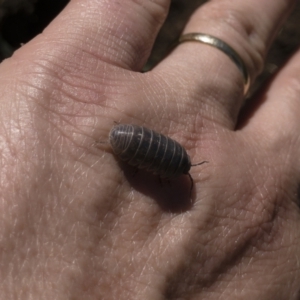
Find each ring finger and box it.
[155,0,296,129]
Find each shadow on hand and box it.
[120,162,196,213]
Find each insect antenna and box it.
[191,161,209,167]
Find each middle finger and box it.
[155,0,296,129]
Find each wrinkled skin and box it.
[0,0,300,299]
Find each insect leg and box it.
[187,172,193,196]
[132,168,139,177]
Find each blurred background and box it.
[1,0,300,95]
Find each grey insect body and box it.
[109,124,207,192]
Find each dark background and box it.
[1,0,300,95]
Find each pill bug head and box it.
[182,154,192,175]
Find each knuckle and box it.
[198,2,266,78]
[130,0,169,24]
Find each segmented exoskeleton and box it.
[109,124,207,192]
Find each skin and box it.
[0,0,300,299]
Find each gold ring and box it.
[178,33,250,96]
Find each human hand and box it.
[0,0,299,299]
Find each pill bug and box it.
[109,124,207,193]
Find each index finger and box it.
[10,0,171,71]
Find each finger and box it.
[156,0,296,129]
[243,48,300,161]
[13,0,170,71]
